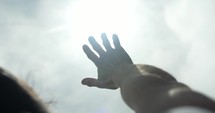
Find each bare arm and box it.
[82,34,215,113]
[81,33,176,112]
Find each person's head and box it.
[0,67,50,113]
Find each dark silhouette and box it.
[82,33,215,113]
[0,67,51,113]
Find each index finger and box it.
[89,36,106,56]
[83,45,100,66]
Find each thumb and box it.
[81,78,99,87]
[81,77,119,89]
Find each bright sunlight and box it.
[67,0,134,40]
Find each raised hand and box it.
[82,33,133,89]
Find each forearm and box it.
[118,73,139,110]
[119,75,171,113]
[113,66,177,113]
[112,64,167,112]
[112,64,176,86]
[113,65,215,113]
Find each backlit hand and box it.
[82,33,133,89]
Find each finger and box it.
[81,78,106,88]
[81,78,118,89]
[83,45,100,66]
[89,36,105,56]
[101,33,113,51]
[112,34,121,49]
[81,78,99,87]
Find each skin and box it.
[82,33,215,113]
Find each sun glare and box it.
[67,0,131,41]
[58,0,138,57]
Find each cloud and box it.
[164,0,215,97]
[0,0,215,113]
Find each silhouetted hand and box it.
[82,33,133,89]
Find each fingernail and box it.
[81,79,87,85]
[101,33,106,37]
[82,44,88,49]
[112,34,117,38]
[88,36,94,42]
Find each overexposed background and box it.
[0,0,215,113]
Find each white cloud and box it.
[164,0,215,98]
[0,0,215,113]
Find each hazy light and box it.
[66,0,132,40]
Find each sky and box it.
[0,0,215,113]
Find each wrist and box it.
[112,64,139,87]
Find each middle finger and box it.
[89,36,105,56]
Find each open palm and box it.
[82,33,133,89]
